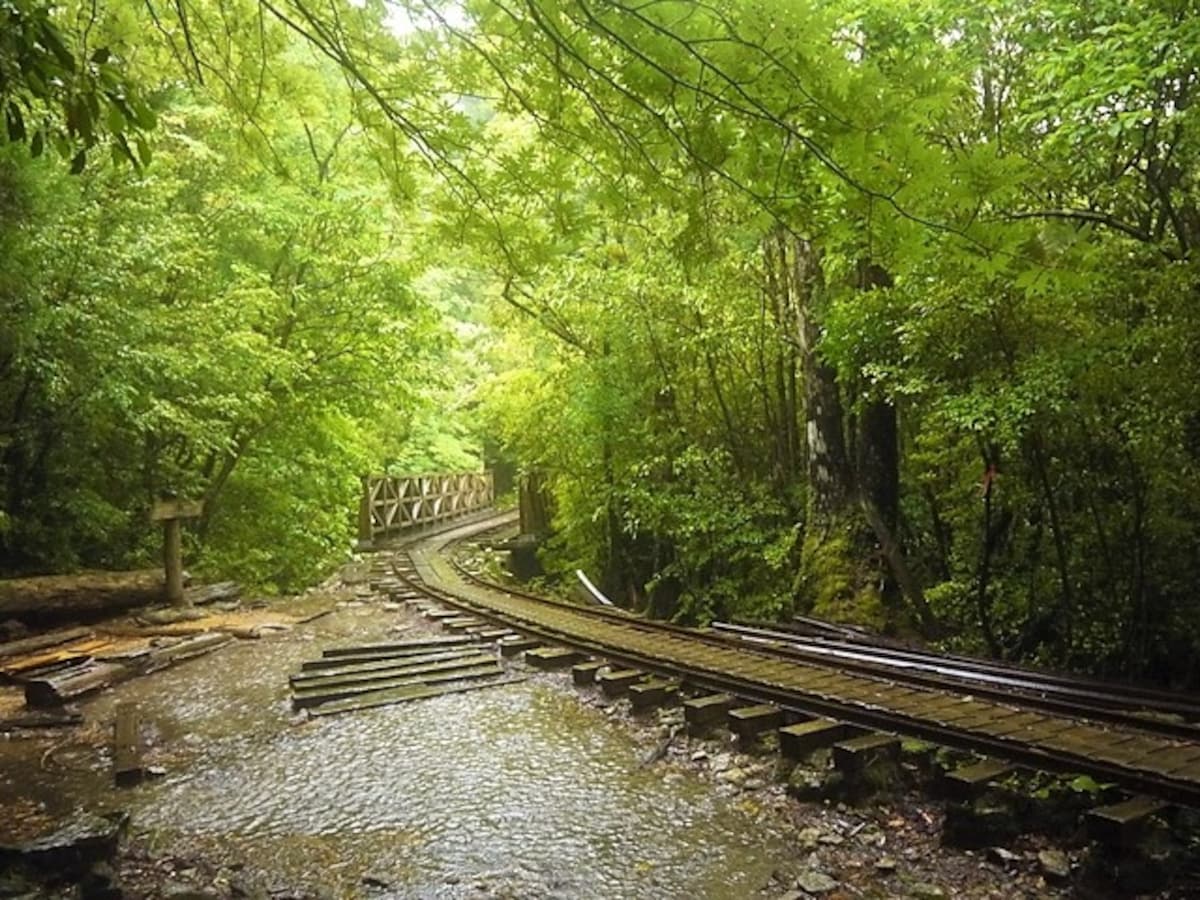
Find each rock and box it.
[718,767,748,786]
[1038,848,1070,882]
[744,778,766,791]
[690,750,708,762]
[874,856,897,874]
[788,767,846,803]
[817,832,844,846]
[162,882,219,900]
[79,861,122,900]
[798,827,822,851]
[711,753,732,773]
[0,811,128,878]
[795,869,839,894]
[987,846,1020,867]
[908,883,947,900]
[361,873,391,889]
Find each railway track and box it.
[385,510,1200,809]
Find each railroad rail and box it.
[392,510,1200,808]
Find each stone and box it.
[1037,849,1070,882]
[987,846,1020,867]
[874,856,897,874]
[718,767,748,786]
[908,883,947,900]
[797,827,822,851]
[795,870,839,894]
[690,750,708,762]
[817,833,844,846]
[0,811,128,878]
[79,861,123,900]
[162,883,219,900]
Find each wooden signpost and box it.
[150,498,203,605]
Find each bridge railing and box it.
[358,471,494,544]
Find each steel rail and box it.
[391,512,1200,808]
[733,617,1199,711]
[711,623,1200,728]
[434,519,1200,742]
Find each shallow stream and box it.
[2,603,793,898]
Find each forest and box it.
[2,0,1198,686]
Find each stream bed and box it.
[3,602,794,898]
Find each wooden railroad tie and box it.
[778,719,860,760]
[832,733,901,777]
[524,647,586,670]
[1086,795,1171,847]
[598,668,645,697]
[572,660,607,685]
[943,758,1015,800]
[443,617,483,633]
[728,704,784,741]
[683,693,734,734]
[628,679,680,712]
[498,637,540,658]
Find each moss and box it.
[797,518,887,630]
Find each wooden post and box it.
[358,475,374,544]
[150,498,203,606]
[163,518,183,603]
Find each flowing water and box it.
[0,604,794,898]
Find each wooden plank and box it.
[1137,745,1200,775]
[292,654,498,696]
[293,662,503,709]
[150,499,204,521]
[113,704,142,787]
[136,632,232,673]
[1,639,109,676]
[25,661,130,707]
[291,648,484,683]
[320,636,476,658]
[0,627,94,660]
[308,675,525,717]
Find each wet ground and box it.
[1,596,801,898]
[0,559,1144,899]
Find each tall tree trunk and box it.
[794,242,852,518]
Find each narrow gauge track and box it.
[391,510,1200,808]
[710,623,1200,735]
[727,618,1199,716]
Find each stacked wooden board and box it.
[289,635,522,716]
